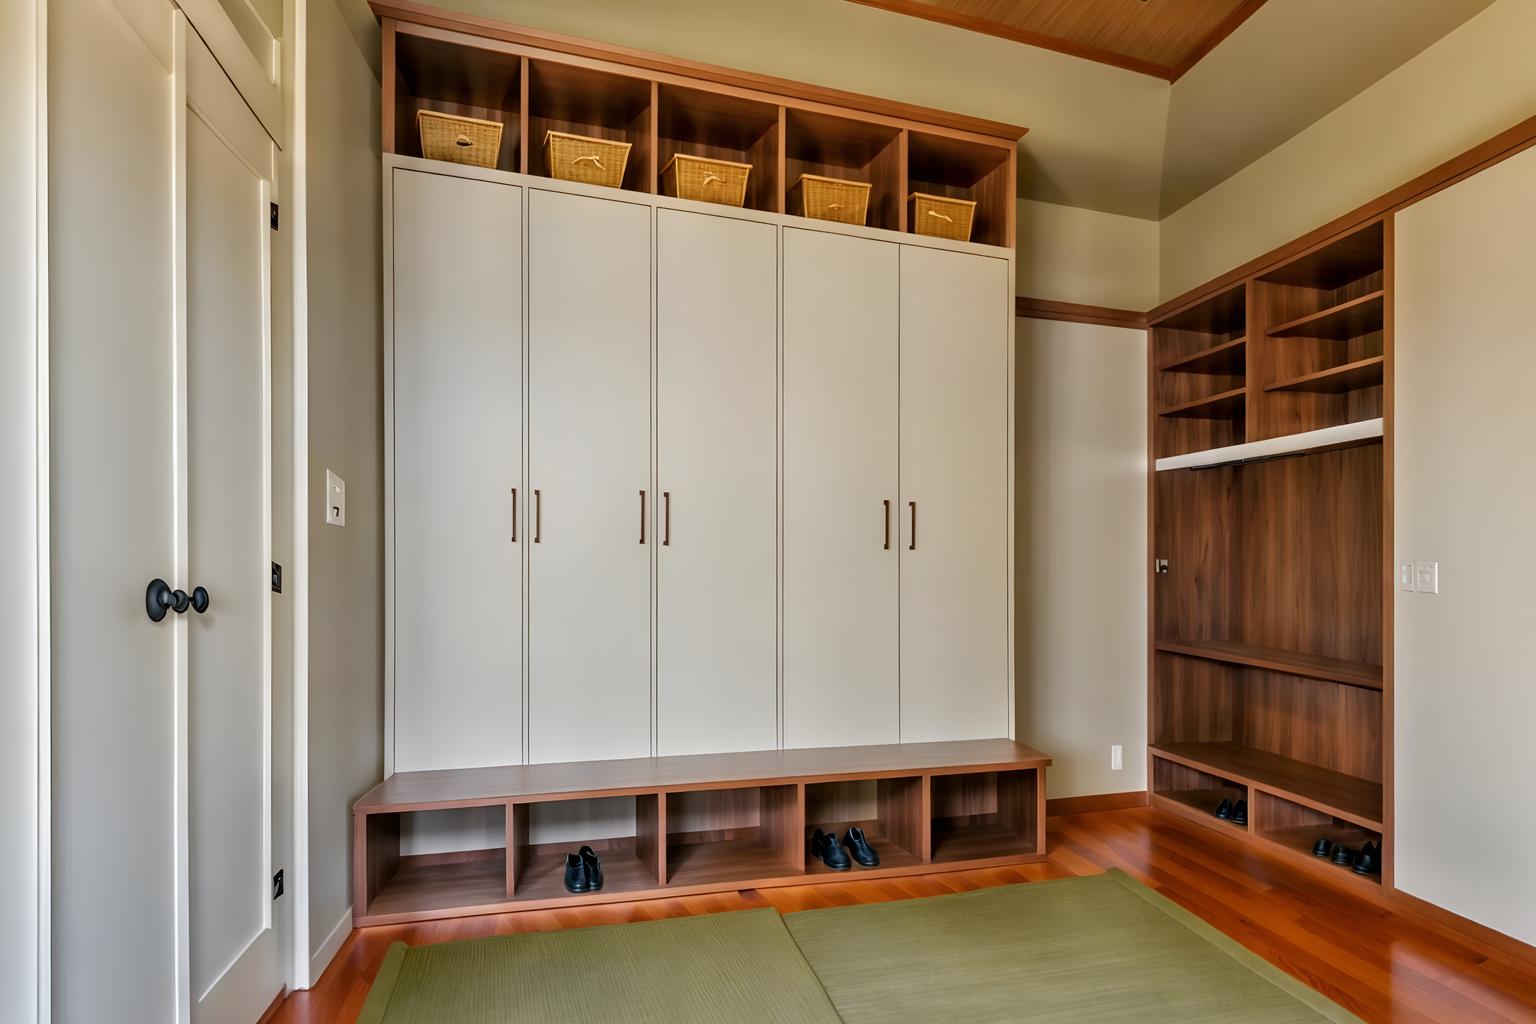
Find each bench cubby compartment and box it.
[804,775,926,873]
[664,785,802,887]
[929,769,1041,863]
[511,794,663,901]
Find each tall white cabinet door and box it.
[392,170,523,772]
[528,189,652,764]
[656,210,778,756]
[899,246,1010,742]
[782,228,901,749]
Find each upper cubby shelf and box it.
[378,13,1023,247]
[1155,417,1383,471]
[1258,220,1384,292]
[1267,291,1385,339]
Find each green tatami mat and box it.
[355,908,841,1024]
[784,869,1363,1024]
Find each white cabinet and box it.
[656,210,779,756]
[899,246,1011,742]
[781,228,901,749]
[392,169,524,772]
[527,189,653,764]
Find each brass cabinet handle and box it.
[534,489,542,544]
[511,487,518,543]
[908,500,917,551]
[663,491,671,547]
[639,489,646,544]
[883,499,891,550]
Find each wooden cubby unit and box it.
[354,740,1049,925]
[376,9,1021,247]
[1149,214,1392,891]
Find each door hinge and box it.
[270,202,280,230]
[271,561,283,593]
[272,869,285,900]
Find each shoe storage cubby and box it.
[1151,757,1247,834]
[804,776,925,874]
[664,785,802,887]
[928,769,1041,864]
[380,17,1020,247]
[1251,791,1383,887]
[354,740,1049,924]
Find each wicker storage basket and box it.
[543,130,632,189]
[789,173,871,225]
[661,153,752,207]
[908,192,977,242]
[417,109,503,169]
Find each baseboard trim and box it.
[1015,296,1149,331]
[309,905,354,988]
[1391,888,1536,972]
[1047,791,1148,816]
[256,988,288,1024]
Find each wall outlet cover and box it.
[325,469,346,527]
[1111,745,1123,771]
[1400,562,1415,592]
[1414,561,1439,594]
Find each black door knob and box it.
[190,586,210,614]
[146,579,210,621]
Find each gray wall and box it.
[1015,318,1147,800]
[305,0,386,968]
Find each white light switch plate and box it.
[1414,560,1438,594]
[325,470,346,527]
[1400,562,1415,592]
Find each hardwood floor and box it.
[272,807,1536,1023]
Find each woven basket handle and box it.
[927,209,954,223]
[828,203,843,210]
[572,154,606,171]
[454,135,474,149]
[702,173,724,186]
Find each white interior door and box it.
[391,169,523,772]
[528,189,652,764]
[656,209,778,756]
[178,21,282,1022]
[898,246,1010,742]
[782,228,900,749]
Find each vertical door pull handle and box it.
[639,489,647,544]
[663,491,671,546]
[510,487,518,543]
[908,501,917,551]
[883,499,891,550]
[534,489,542,543]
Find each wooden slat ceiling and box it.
[847,0,1269,81]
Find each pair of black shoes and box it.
[811,827,880,871]
[1313,837,1380,875]
[562,845,605,893]
[1214,798,1248,827]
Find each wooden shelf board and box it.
[804,823,921,876]
[929,821,1032,864]
[1265,356,1384,395]
[515,843,657,901]
[1154,282,1246,335]
[367,852,507,920]
[1155,417,1382,471]
[1258,823,1382,886]
[665,837,796,888]
[1155,639,1383,690]
[1267,291,1384,339]
[1150,743,1382,831]
[1158,337,1246,375]
[1156,387,1246,420]
[1258,221,1384,291]
[1154,787,1248,833]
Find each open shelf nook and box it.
[526,59,653,191]
[906,130,1011,246]
[511,795,663,902]
[1150,757,1247,833]
[656,84,781,212]
[1252,791,1383,887]
[929,770,1041,864]
[393,33,522,173]
[804,776,926,873]
[784,108,904,231]
[664,785,802,888]
[1152,283,1248,459]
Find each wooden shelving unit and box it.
[353,740,1049,925]
[1148,217,1391,888]
[378,9,1021,245]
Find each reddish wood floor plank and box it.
[271,808,1536,1023]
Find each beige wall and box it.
[1017,200,1159,311]
[1015,318,1147,800]
[1161,0,1536,301]
[304,0,385,967]
[1394,143,1536,946]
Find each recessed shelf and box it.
[1265,356,1384,395]
[514,841,657,902]
[1154,787,1248,832]
[656,84,780,212]
[783,108,903,231]
[1151,742,1382,831]
[1153,283,1246,335]
[1156,387,1246,420]
[1156,639,1382,690]
[1258,220,1384,291]
[1158,337,1246,375]
[1256,823,1382,886]
[1155,417,1383,471]
[1268,291,1385,339]
[526,58,653,192]
[394,33,522,172]
[804,823,921,875]
[906,130,1011,246]
[367,851,508,920]
[666,836,799,888]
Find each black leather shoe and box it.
[563,852,590,894]
[1353,842,1379,876]
[1331,845,1357,868]
[1231,800,1248,826]
[1214,799,1233,820]
[841,826,880,867]
[812,829,851,871]
[1312,838,1334,858]
[579,845,604,891]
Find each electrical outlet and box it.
[1400,562,1415,592]
[272,869,284,900]
[1111,745,1123,771]
[1414,561,1439,594]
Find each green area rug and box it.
[357,870,1361,1023]
[785,870,1360,1023]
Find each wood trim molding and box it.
[1047,791,1148,816]
[369,0,1028,142]
[1016,296,1148,330]
[1151,112,1536,324]
[1168,0,1269,81]
[1391,888,1536,973]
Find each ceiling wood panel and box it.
[846,0,1269,81]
